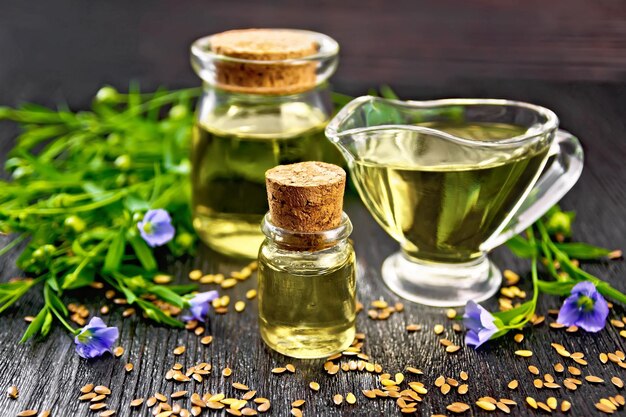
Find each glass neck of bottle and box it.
[261,212,352,252]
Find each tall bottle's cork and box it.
[265,161,346,233]
[210,29,319,94]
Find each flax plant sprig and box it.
[0,85,207,344]
[464,206,624,348]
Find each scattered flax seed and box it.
[154,393,167,402]
[406,366,423,375]
[113,346,124,357]
[124,363,133,372]
[600,353,609,363]
[233,383,249,391]
[533,379,543,388]
[79,393,96,401]
[8,385,19,399]
[554,363,564,373]
[146,397,157,407]
[460,371,468,380]
[286,364,296,373]
[94,386,111,395]
[17,411,38,417]
[201,335,213,345]
[446,402,470,413]
[515,350,533,357]
[38,411,50,417]
[537,402,551,413]
[309,382,320,391]
[100,411,115,417]
[568,366,581,375]
[241,408,257,416]
[528,365,539,375]
[406,324,421,332]
[596,402,615,414]
[452,323,462,332]
[458,384,468,395]
[91,394,106,402]
[476,400,497,411]
[503,269,520,285]
[271,367,286,374]
[496,402,511,414]
[561,400,571,412]
[612,376,624,388]
[513,334,524,343]
[508,380,518,389]
[435,376,446,387]
[346,392,357,404]
[434,324,444,335]
[526,397,538,409]
[173,346,186,355]
[130,398,143,407]
[171,390,188,399]
[395,302,404,312]
[189,270,203,280]
[291,399,305,408]
[446,345,461,353]
[290,409,302,417]
[608,249,623,259]
[333,394,343,405]
[246,289,257,300]
[446,309,457,319]
[585,375,605,383]
[550,322,565,329]
[222,367,232,377]
[441,384,451,395]
[257,402,271,413]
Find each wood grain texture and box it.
[1,2,626,416]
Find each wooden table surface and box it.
[1,1,626,417]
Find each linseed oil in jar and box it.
[258,162,356,358]
[190,29,340,259]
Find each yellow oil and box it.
[191,102,328,258]
[350,122,550,262]
[257,247,356,358]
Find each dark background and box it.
[1,1,626,417]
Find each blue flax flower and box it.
[463,300,500,349]
[182,291,219,322]
[74,317,119,359]
[137,209,175,247]
[557,281,608,332]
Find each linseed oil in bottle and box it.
[257,162,356,358]
[190,29,340,259]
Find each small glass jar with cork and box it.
[257,161,356,358]
[190,29,340,259]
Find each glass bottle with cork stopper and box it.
[190,29,339,259]
[257,161,356,359]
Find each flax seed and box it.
[434,324,444,334]
[124,363,133,372]
[515,350,533,357]
[476,400,496,411]
[508,380,518,389]
[528,365,539,375]
[446,309,457,319]
[458,384,468,395]
[333,394,343,405]
[406,324,421,332]
[80,384,94,394]
[446,345,461,353]
[460,371,468,380]
[554,363,564,373]
[561,400,571,412]
[8,385,18,399]
[94,386,111,395]
[611,376,624,388]
[257,402,270,413]
[18,412,38,417]
[173,346,185,355]
[585,375,605,383]
[446,402,470,413]
[130,398,143,407]
[233,383,249,391]
[526,397,537,409]
[513,334,524,343]
[496,402,511,414]
[90,404,107,411]
[222,367,232,377]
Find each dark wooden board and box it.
[1,2,626,416]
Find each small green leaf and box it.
[537,280,576,296]
[62,266,95,290]
[505,235,536,258]
[128,234,157,271]
[104,229,126,272]
[553,242,612,260]
[20,306,48,343]
[149,285,186,308]
[41,310,53,336]
[45,287,68,316]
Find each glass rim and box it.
[261,212,352,249]
[191,29,339,66]
[326,96,560,149]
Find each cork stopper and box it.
[210,29,319,94]
[266,162,346,235]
